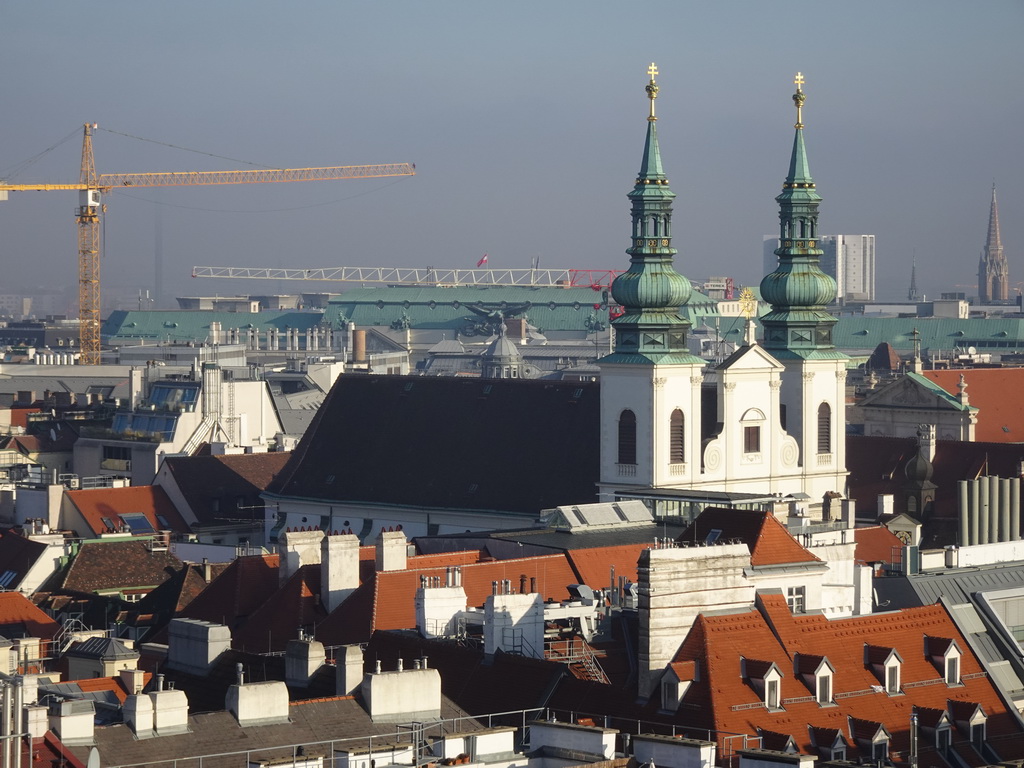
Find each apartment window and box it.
[886,663,900,694]
[787,586,806,614]
[971,723,985,749]
[744,425,761,454]
[943,657,961,687]
[766,678,779,710]
[661,680,678,710]
[872,741,888,762]
[816,672,832,705]
[670,409,685,464]
[817,402,831,454]
[618,410,637,465]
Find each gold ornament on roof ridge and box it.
[646,62,659,121]
[793,71,806,130]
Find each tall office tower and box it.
[978,184,1008,303]
[763,233,875,303]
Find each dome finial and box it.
[646,62,660,122]
[792,72,806,130]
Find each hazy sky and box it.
[1,1,1021,310]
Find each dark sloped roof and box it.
[153,555,281,643]
[846,435,1024,547]
[69,686,480,768]
[161,452,292,526]
[61,539,183,594]
[0,531,47,591]
[271,375,600,514]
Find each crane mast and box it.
[0,124,415,364]
[78,124,103,364]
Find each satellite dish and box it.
[49,428,56,442]
[968,346,977,355]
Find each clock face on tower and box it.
[895,530,912,544]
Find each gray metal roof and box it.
[907,564,1024,605]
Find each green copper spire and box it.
[605,64,699,365]
[760,73,841,360]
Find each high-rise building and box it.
[763,233,875,302]
[978,184,1008,303]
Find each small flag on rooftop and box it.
[477,253,488,267]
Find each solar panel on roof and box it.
[120,513,155,533]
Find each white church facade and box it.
[597,68,847,520]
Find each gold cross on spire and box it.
[645,62,660,121]
[792,71,806,129]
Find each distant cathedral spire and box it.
[978,184,1008,303]
[907,252,919,302]
[606,64,699,363]
[759,73,839,358]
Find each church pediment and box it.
[859,374,967,412]
[718,343,785,373]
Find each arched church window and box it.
[817,402,831,454]
[618,410,637,465]
[670,409,685,464]
[740,408,765,455]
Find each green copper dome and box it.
[612,259,692,310]
[760,261,836,307]
[760,73,839,358]
[602,64,701,365]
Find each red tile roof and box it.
[372,554,578,633]
[0,591,60,639]
[924,368,1024,443]
[671,595,1024,763]
[853,526,904,565]
[316,552,581,646]
[566,544,646,587]
[678,508,820,567]
[61,539,183,595]
[66,485,190,536]
[73,673,153,704]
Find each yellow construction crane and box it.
[0,123,415,364]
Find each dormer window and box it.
[816,673,831,705]
[766,676,780,710]
[865,645,903,695]
[886,662,900,694]
[945,654,960,686]
[849,718,891,764]
[794,654,834,706]
[741,658,783,711]
[925,636,962,686]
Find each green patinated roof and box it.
[831,316,1024,353]
[103,309,325,343]
[903,372,976,412]
[102,286,720,343]
[322,285,717,334]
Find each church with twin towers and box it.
[597,65,848,520]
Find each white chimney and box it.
[331,645,361,698]
[321,532,360,612]
[285,637,326,689]
[278,528,324,584]
[375,529,407,572]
